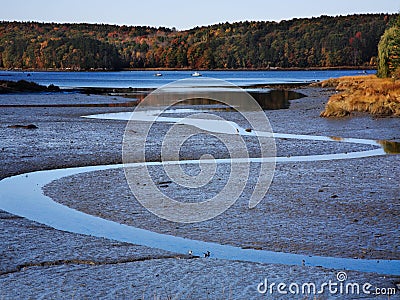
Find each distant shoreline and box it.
[0,78,310,95]
[0,66,377,72]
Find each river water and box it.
[0,70,373,88]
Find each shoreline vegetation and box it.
[320,16,400,118]
[319,75,400,117]
[0,66,377,72]
[0,14,396,71]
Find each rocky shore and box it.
[0,80,60,93]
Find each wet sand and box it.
[0,88,399,299]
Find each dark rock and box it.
[0,80,60,93]
[8,124,38,129]
[203,251,211,258]
[157,180,172,185]
[47,84,60,91]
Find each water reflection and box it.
[180,89,306,110]
[134,87,304,111]
[248,90,304,110]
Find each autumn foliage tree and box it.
[0,14,397,70]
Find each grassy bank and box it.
[319,75,400,117]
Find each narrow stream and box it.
[0,162,399,275]
[1,108,399,275]
[84,109,392,161]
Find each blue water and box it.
[0,70,373,89]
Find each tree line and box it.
[0,14,397,70]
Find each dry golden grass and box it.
[319,75,400,117]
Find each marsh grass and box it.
[319,75,400,117]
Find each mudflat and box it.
[0,88,399,299]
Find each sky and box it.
[1,0,399,30]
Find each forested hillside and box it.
[0,14,397,70]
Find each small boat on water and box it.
[191,71,202,77]
[154,72,163,77]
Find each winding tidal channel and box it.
[1,109,399,275]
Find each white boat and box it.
[154,72,163,77]
[191,71,202,77]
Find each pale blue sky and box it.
[1,0,399,30]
